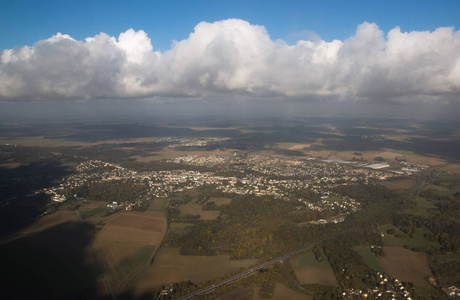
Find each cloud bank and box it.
[1,19,459,103]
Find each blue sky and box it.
[1,0,460,118]
[1,0,459,51]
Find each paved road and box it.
[177,239,326,300]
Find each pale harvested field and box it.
[129,247,257,296]
[274,143,311,150]
[208,197,232,206]
[287,144,312,150]
[440,164,460,173]
[381,178,415,190]
[0,162,21,169]
[378,247,432,287]
[179,203,220,220]
[404,155,446,166]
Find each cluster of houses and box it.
[343,273,413,299]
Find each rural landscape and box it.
[0,116,459,299]
[2,1,460,299]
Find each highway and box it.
[177,239,326,300]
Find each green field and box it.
[148,198,169,212]
[295,251,330,269]
[354,247,385,273]
[80,206,109,217]
[291,251,338,286]
[379,224,439,249]
[404,196,438,217]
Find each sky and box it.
[1,0,460,121]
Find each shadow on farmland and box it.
[0,220,103,300]
[119,291,156,300]
[0,161,71,235]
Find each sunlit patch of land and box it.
[403,155,446,166]
[131,147,238,162]
[0,162,22,169]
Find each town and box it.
[39,150,426,225]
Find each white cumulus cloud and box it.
[1,19,459,103]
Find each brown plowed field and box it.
[94,210,167,291]
[378,247,432,287]
[381,179,415,190]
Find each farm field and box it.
[128,247,257,297]
[224,283,313,300]
[379,224,439,249]
[147,197,169,212]
[404,196,438,217]
[208,197,233,206]
[273,141,449,167]
[354,247,385,273]
[378,247,433,287]
[290,251,338,286]
[94,211,167,292]
[440,163,460,173]
[0,162,21,168]
[264,283,313,300]
[77,200,111,217]
[403,155,446,166]
[217,286,254,300]
[380,178,415,190]
[0,211,105,300]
